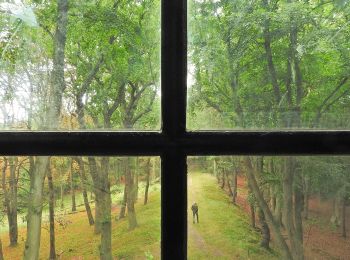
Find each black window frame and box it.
[1,1,350,259]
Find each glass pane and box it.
[188,1,350,130]
[0,156,160,259]
[188,156,350,259]
[0,1,160,130]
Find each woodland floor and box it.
[235,176,350,260]
[1,173,347,259]
[0,185,161,260]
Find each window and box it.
[1,1,349,260]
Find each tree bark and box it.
[341,197,347,238]
[47,161,56,260]
[232,169,238,204]
[70,159,76,212]
[144,158,151,205]
[244,156,293,260]
[88,157,102,234]
[0,239,3,260]
[99,157,112,260]
[75,157,94,225]
[258,208,270,249]
[118,158,128,220]
[8,157,18,247]
[126,158,138,230]
[23,156,50,260]
[119,184,127,220]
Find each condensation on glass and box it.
[0,156,160,259]
[187,156,350,259]
[187,0,350,130]
[0,1,160,130]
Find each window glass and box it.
[188,156,350,259]
[187,0,350,130]
[0,1,160,130]
[0,156,160,259]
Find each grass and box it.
[0,174,279,259]
[0,184,161,260]
[188,172,279,260]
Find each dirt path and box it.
[187,174,226,258]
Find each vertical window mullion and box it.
[161,0,187,259]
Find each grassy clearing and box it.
[0,185,161,260]
[188,172,278,260]
[0,174,279,259]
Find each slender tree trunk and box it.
[47,161,56,260]
[256,156,271,249]
[118,158,128,220]
[232,169,238,204]
[126,158,137,230]
[23,156,50,260]
[119,184,127,220]
[341,197,347,238]
[226,172,234,198]
[134,158,139,201]
[294,168,304,248]
[0,239,3,260]
[144,158,151,205]
[250,203,256,228]
[60,175,64,209]
[75,157,94,225]
[99,157,112,260]
[258,208,270,249]
[8,157,18,247]
[303,176,309,220]
[70,159,76,212]
[213,158,217,176]
[221,171,225,189]
[88,157,103,234]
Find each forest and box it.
[0,0,349,259]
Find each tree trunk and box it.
[134,158,139,201]
[23,156,50,260]
[75,157,94,225]
[47,161,56,260]
[118,158,128,220]
[341,197,347,238]
[258,208,270,249]
[119,184,127,220]
[303,176,309,220]
[144,158,151,205]
[294,166,304,248]
[232,169,238,204]
[8,157,18,247]
[60,176,64,209]
[213,158,217,176]
[88,157,102,234]
[0,239,3,260]
[331,196,341,226]
[126,158,138,230]
[250,203,256,228]
[226,172,234,199]
[99,157,112,260]
[221,171,225,189]
[256,156,271,249]
[244,156,293,260]
[70,159,76,212]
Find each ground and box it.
[6,172,347,259]
[235,175,350,260]
[187,172,278,260]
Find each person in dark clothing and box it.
[191,202,199,223]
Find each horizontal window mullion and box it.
[1,131,350,155]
